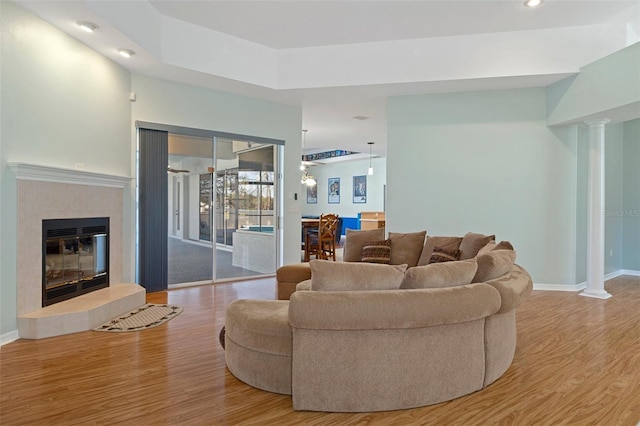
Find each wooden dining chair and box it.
[305,213,339,261]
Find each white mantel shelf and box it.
[8,162,132,188]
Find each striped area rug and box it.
[93,304,183,332]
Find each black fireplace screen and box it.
[42,218,109,306]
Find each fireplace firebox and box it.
[42,217,109,307]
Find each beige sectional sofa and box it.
[224,229,532,412]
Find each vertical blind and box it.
[138,128,168,292]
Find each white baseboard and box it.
[604,269,640,279]
[605,270,623,280]
[533,269,640,292]
[0,330,19,346]
[533,282,587,292]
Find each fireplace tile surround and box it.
[9,163,144,339]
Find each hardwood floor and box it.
[2,276,640,425]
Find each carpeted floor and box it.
[168,238,262,284]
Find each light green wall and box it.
[130,74,302,266]
[604,123,625,274]
[0,2,132,336]
[547,43,640,126]
[0,2,302,337]
[0,3,132,175]
[301,157,386,219]
[550,43,640,281]
[387,88,579,285]
[623,119,640,270]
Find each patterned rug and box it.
[93,304,183,332]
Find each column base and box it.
[579,290,612,300]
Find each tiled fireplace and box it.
[42,217,110,306]
[10,163,145,339]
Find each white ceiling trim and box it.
[278,23,629,90]
[161,14,279,88]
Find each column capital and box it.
[584,118,611,128]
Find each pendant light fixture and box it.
[367,142,374,175]
[301,130,316,186]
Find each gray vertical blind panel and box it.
[139,128,168,292]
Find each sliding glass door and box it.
[213,139,276,280]
[138,122,284,291]
[163,131,280,285]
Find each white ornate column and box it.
[581,119,612,299]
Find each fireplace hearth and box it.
[42,217,109,306]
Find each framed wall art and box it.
[306,184,317,204]
[353,175,366,203]
[328,177,340,204]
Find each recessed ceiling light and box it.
[117,48,135,58]
[77,21,98,33]
[353,115,370,121]
[523,0,543,7]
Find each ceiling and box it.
[16,0,640,158]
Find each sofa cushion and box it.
[343,228,385,262]
[296,279,312,292]
[459,232,496,260]
[388,230,427,267]
[361,239,392,264]
[401,260,478,289]
[417,236,463,266]
[224,299,291,355]
[430,247,461,263]
[310,260,407,291]
[472,249,516,283]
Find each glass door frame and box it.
[135,120,284,286]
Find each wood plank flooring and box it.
[2,276,640,425]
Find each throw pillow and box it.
[310,260,407,291]
[493,240,514,251]
[417,236,463,266]
[401,260,478,289]
[429,246,461,263]
[361,239,392,264]
[459,232,496,260]
[388,230,427,267]
[343,228,385,262]
[472,249,517,283]
[477,241,497,256]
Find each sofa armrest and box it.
[276,263,312,300]
[289,283,501,331]
[485,264,533,314]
